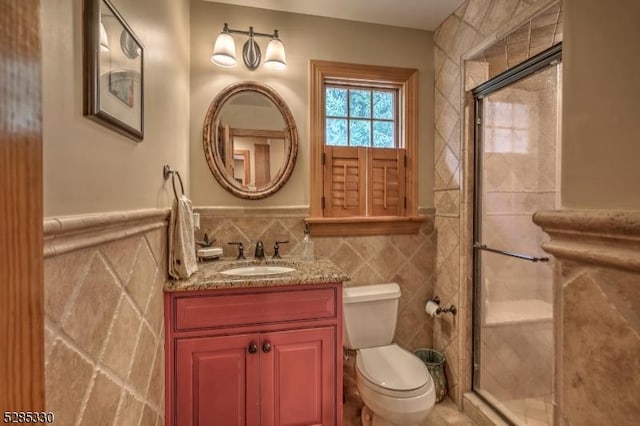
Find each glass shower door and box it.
[472,51,561,425]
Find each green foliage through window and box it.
[325,86,396,148]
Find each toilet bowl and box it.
[356,344,435,425]
[343,284,436,426]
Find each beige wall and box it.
[42,0,191,216]
[190,0,435,208]
[562,0,640,209]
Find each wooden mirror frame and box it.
[203,81,298,199]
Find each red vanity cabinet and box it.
[164,283,343,426]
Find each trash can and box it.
[414,349,447,402]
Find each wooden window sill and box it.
[304,216,427,237]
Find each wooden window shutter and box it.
[323,146,366,217]
[368,148,406,216]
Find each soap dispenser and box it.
[301,224,315,261]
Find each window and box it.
[307,60,423,236]
[325,86,397,148]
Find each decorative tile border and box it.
[533,210,640,272]
[44,208,170,258]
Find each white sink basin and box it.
[220,265,296,276]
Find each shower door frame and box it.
[471,43,562,425]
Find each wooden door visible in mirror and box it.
[203,81,298,199]
[254,144,270,188]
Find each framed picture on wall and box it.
[83,0,144,141]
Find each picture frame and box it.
[83,0,144,141]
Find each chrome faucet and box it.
[254,240,265,259]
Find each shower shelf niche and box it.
[484,299,552,327]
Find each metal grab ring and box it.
[171,171,185,199]
[163,164,185,200]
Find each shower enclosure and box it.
[472,45,562,425]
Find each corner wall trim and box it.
[44,208,170,258]
[533,210,640,272]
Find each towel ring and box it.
[163,164,185,200]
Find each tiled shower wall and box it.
[433,0,561,404]
[43,211,168,426]
[481,77,559,304]
[195,208,437,351]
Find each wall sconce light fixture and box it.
[211,23,286,71]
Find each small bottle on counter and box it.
[301,225,315,261]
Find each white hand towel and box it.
[168,195,198,280]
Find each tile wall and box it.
[534,210,640,425]
[433,0,563,405]
[481,74,559,305]
[480,321,553,402]
[43,212,168,426]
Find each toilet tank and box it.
[343,283,401,349]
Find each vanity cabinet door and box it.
[260,327,336,426]
[175,333,261,426]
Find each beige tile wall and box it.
[480,320,553,401]
[44,216,167,426]
[534,210,640,425]
[433,0,562,405]
[196,211,437,351]
[560,265,640,426]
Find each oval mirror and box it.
[203,81,298,199]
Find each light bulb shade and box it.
[211,31,237,67]
[99,21,110,52]
[264,38,286,70]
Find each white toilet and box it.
[343,283,435,426]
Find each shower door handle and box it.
[473,243,550,263]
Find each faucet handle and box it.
[228,242,245,260]
[272,240,290,259]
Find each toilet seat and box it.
[356,344,431,398]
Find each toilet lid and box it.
[357,344,429,392]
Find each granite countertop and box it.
[164,257,350,292]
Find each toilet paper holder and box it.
[429,296,457,316]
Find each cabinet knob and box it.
[262,342,272,353]
[248,343,257,354]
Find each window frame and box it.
[307,60,423,236]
